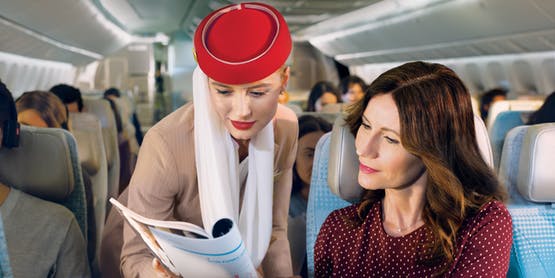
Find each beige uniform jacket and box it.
[121,103,298,277]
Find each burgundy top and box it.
[315,200,512,277]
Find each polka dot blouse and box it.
[314,200,512,277]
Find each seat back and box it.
[299,112,341,126]
[500,123,555,277]
[83,99,120,207]
[305,132,350,277]
[306,114,495,276]
[486,100,543,129]
[0,126,87,238]
[70,112,108,265]
[0,212,13,278]
[489,111,528,170]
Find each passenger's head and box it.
[346,61,504,267]
[292,115,332,197]
[49,84,83,113]
[339,75,366,104]
[479,88,507,120]
[104,87,121,100]
[527,91,555,125]
[16,91,69,130]
[193,2,292,141]
[306,81,341,112]
[0,80,19,148]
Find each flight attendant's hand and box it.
[152,258,181,278]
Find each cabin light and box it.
[84,0,132,44]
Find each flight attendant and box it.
[120,2,297,277]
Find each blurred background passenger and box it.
[480,88,507,120]
[16,91,69,130]
[306,81,342,112]
[289,115,331,278]
[526,91,555,125]
[0,81,90,277]
[339,75,367,105]
[50,84,84,113]
[15,90,96,263]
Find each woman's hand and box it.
[152,258,181,278]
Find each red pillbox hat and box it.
[194,2,292,84]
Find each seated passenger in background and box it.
[315,61,512,277]
[16,91,69,129]
[339,75,366,105]
[15,90,96,263]
[289,115,331,277]
[526,91,555,125]
[479,88,507,120]
[306,81,342,112]
[50,84,84,113]
[0,81,90,277]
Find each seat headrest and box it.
[0,126,75,201]
[70,112,104,176]
[517,123,555,202]
[299,112,341,126]
[328,114,495,202]
[474,114,494,168]
[327,116,362,202]
[486,100,543,128]
[83,98,117,167]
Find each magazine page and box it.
[150,218,257,277]
[109,198,257,277]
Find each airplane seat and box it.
[299,111,342,125]
[70,112,108,269]
[83,99,120,212]
[500,123,555,277]
[306,114,495,276]
[470,95,480,117]
[486,100,543,129]
[489,111,528,170]
[285,103,303,116]
[320,103,344,113]
[0,125,88,238]
[498,126,530,205]
[305,131,351,277]
[0,212,13,277]
[473,114,494,168]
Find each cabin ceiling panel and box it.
[0,20,94,65]
[0,0,129,57]
[311,0,555,65]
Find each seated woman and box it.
[314,61,512,277]
[306,81,342,112]
[526,91,555,125]
[15,90,97,264]
[289,115,331,277]
[0,82,90,277]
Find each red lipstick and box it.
[359,163,378,174]
[231,120,255,130]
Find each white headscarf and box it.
[193,66,274,267]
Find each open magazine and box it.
[109,198,257,277]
